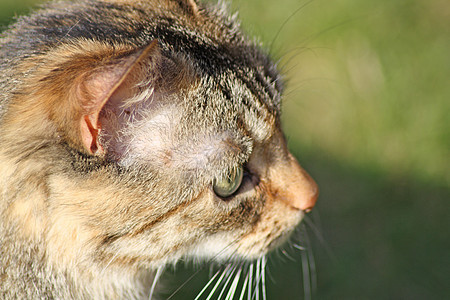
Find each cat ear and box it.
[78,41,160,155]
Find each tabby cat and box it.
[0,0,318,298]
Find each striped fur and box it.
[0,0,318,298]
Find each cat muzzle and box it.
[268,152,319,212]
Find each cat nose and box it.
[291,162,319,212]
[269,152,318,212]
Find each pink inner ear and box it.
[78,41,160,155]
[79,72,118,156]
[80,114,103,155]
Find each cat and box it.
[0,0,318,299]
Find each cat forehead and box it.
[181,73,280,144]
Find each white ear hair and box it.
[99,89,178,166]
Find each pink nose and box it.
[269,152,319,212]
[294,167,319,212]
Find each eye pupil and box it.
[213,165,244,198]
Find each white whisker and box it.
[300,248,312,300]
[205,265,231,300]
[303,228,317,293]
[225,265,242,300]
[208,264,215,278]
[248,263,254,300]
[293,244,306,251]
[253,258,261,300]
[148,265,164,300]
[261,256,267,300]
[194,268,222,300]
[281,249,296,261]
[303,215,337,262]
[99,252,119,277]
[166,238,241,300]
[217,264,238,300]
[238,266,250,300]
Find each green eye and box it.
[213,165,244,198]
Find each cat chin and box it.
[182,233,257,263]
[182,226,300,263]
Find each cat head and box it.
[0,0,318,270]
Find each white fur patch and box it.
[100,92,238,172]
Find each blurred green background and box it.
[2,0,448,298]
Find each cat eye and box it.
[213,165,244,198]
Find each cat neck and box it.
[0,228,152,299]
[0,150,153,299]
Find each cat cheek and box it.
[235,197,303,257]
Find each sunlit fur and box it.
[0,0,318,298]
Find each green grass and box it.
[2,0,449,298]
